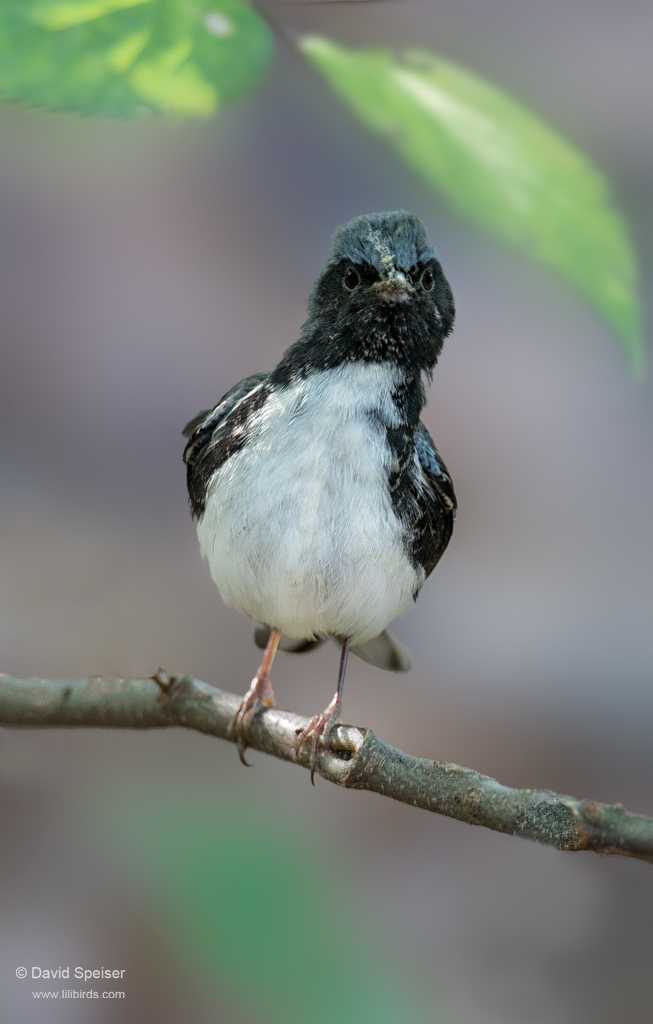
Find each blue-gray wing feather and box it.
[414,422,457,515]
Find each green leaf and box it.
[0,0,273,118]
[117,800,436,1024]
[300,36,643,371]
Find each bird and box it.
[182,211,456,780]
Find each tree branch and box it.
[1,671,651,864]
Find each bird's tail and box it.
[254,626,410,673]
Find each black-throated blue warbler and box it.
[183,211,456,779]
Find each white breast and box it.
[197,362,422,645]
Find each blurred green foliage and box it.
[120,800,435,1024]
[300,37,643,372]
[0,0,642,363]
[0,0,272,117]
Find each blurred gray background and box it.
[1,0,652,1021]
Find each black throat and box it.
[270,305,436,402]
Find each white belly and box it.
[197,363,421,645]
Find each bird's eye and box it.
[421,268,434,291]
[344,267,360,290]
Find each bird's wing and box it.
[401,420,456,581]
[182,372,270,441]
[181,409,210,439]
[414,421,457,515]
[183,372,270,518]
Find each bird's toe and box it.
[295,704,341,784]
[230,671,279,765]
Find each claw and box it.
[296,638,350,785]
[230,674,278,765]
[295,697,341,785]
[230,629,280,765]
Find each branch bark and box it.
[1,671,651,864]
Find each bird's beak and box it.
[373,269,413,300]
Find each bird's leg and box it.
[230,628,281,766]
[295,637,350,785]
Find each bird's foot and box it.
[230,670,279,766]
[295,694,341,785]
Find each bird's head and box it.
[303,211,455,374]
